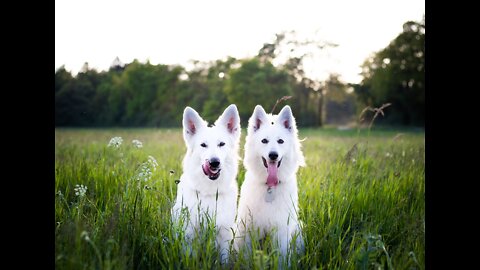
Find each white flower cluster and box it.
[132,139,143,148]
[108,137,123,148]
[148,155,158,171]
[74,184,88,197]
[136,156,159,182]
[137,163,153,182]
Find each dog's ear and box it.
[249,105,268,132]
[216,104,241,139]
[278,105,305,166]
[278,105,295,132]
[183,107,205,141]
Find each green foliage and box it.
[119,60,184,126]
[257,31,339,127]
[200,57,237,123]
[225,58,292,124]
[55,128,425,269]
[355,19,425,126]
[55,66,73,93]
[55,68,107,126]
[323,74,357,125]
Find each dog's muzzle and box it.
[202,158,221,180]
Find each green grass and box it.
[55,127,424,269]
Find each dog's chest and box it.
[264,186,276,202]
[181,188,236,225]
[256,186,292,209]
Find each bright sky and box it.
[55,0,424,84]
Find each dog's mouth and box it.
[202,160,221,180]
[262,157,282,169]
[262,157,282,187]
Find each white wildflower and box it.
[80,231,90,241]
[136,163,152,182]
[352,158,357,164]
[108,137,123,148]
[136,156,159,182]
[132,139,143,148]
[148,155,158,171]
[74,184,87,197]
[402,150,405,157]
[385,152,392,158]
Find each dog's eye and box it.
[218,142,225,147]
[277,139,284,144]
[200,143,207,148]
[261,139,268,144]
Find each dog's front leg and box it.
[216,225,233,263]
[277,227,290,267]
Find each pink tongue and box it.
[266,162,278,187]
[202,160,210,175]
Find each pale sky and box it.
[55,0,424,84]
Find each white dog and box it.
[172,104,241,262]
[235,105,305,262]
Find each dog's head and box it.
[182,104,241,181]
[245,105,305,187]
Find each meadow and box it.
[55,127,425,269]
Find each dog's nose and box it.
[209,157,220,168]
[268,152,278,161]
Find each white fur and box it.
[172,104,241,263]
[235,105,305,261]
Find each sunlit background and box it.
[55,0,425,84]
[55,0,425,128]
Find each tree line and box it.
[55,19,424,127]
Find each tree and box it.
[225,58,291,124]
[201,57,238,123]
[55,66,72,94]
[322,74,356,125]
[257,31,338,126]
[55,66,106,126]
[117,60,183,126]
[357,18,425,126]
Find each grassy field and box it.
[55,127,425,269]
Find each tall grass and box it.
[55,127,424,269]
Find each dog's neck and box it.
[266,180,281,188]
[193,188,223,198]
